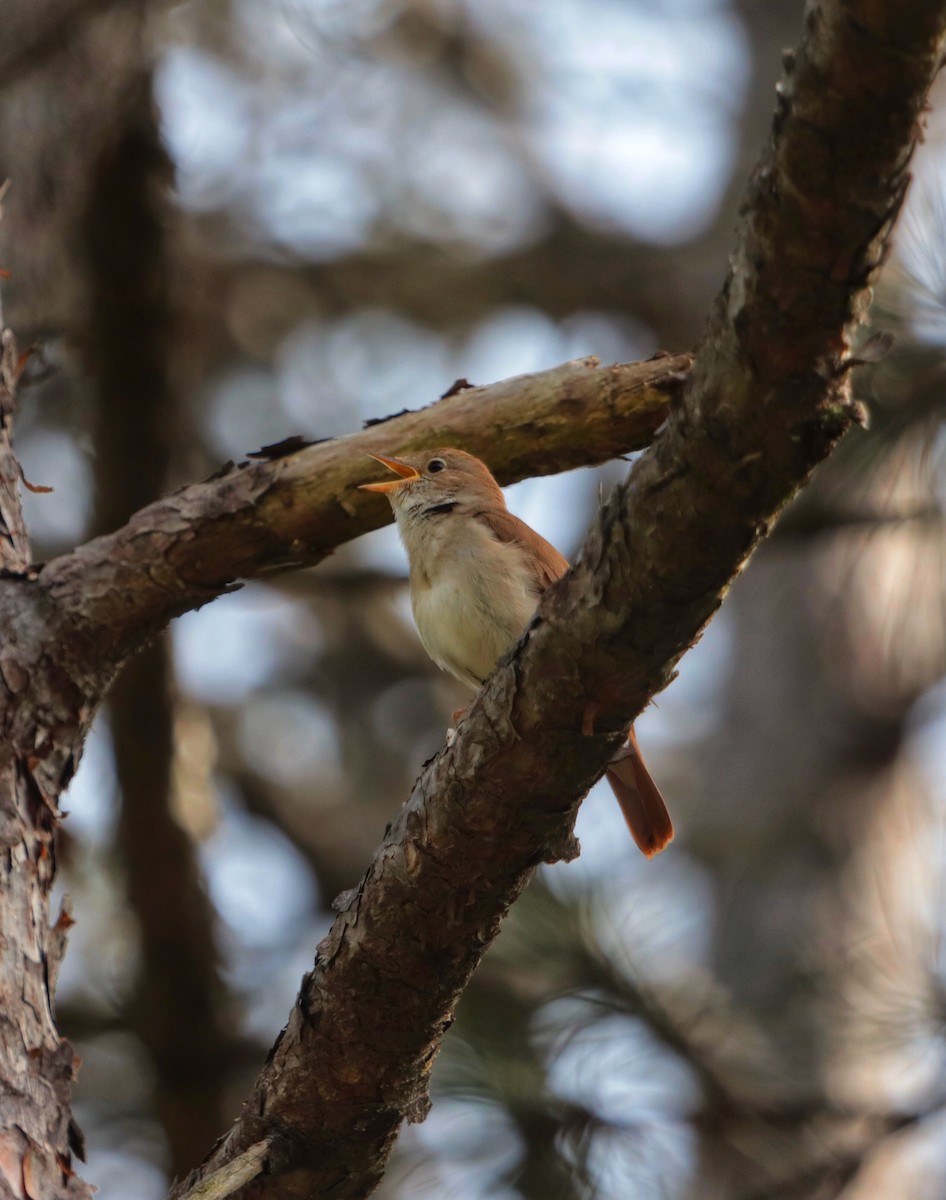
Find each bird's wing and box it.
[476,508,569,594]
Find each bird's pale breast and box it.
[408,518,540,688]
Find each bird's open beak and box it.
[358,454,421,493]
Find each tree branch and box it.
[37,353,688,666]
[166,3,946,1199]
[176,1138,276,1200]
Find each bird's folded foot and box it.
[446,706,468,745]
[609,739,638,765]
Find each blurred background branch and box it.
[82,63,245,1177]
[0,0,153,89]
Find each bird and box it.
[359,448,673,857]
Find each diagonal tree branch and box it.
[0,1,937,1197]
[0,351,682,1196]
[163,3,946,1199]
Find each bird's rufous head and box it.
[358,448,506,513]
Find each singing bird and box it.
[359,448,673,857]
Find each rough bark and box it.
[0,323,29,573]
[0,349,682,1200]
[160,4,946,1199]
[0,2,940,1199]
[37,353,688,658]
[0,334,89,1196]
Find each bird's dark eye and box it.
[427,458,446,473]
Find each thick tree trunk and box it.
[0,336,90,1198]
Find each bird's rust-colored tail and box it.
[605,728,673,858]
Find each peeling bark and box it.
[0,329,29,572]
[0,337,90,1195]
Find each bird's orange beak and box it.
[359,454,421,493]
